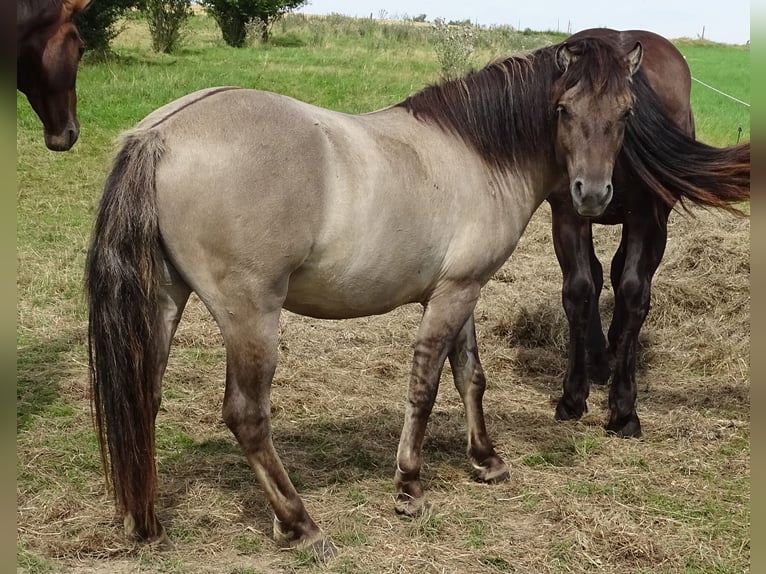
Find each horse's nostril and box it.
[606,183,613,195]
[573,179,584,199]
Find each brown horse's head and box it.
[552,39,642,217]
[17,0,92,151]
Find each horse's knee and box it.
[617,274,651,320]
[563,273,596,320]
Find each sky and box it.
[300,0,751,45]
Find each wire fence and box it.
[691,76,750,107]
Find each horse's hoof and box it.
[472,458,510,483]
[555,397,586,421]
[395,494,430,517]
[273,517,334,558]
[123,514,174,549]
[605,415,642,438]
[148,528,175,551]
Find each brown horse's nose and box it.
[44,125,79,151]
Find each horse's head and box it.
[17,0,92,151]
[552,38,642,217]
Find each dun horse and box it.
[17,0,91,151]
[86,37,747,554]
[548,29,750,438]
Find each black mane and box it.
[397,37,635,170]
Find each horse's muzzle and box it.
[44,124,79,152]
[571,178,613,217]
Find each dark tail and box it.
[622,73,750,216]
[85,128,166,541]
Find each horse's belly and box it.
[283,264,432,319]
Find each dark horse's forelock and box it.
[397,37,634,171]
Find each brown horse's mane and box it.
[396,37,635,170]
[17,0,64,40]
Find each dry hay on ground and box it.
[18,204,749,573]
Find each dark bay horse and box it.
[548,29,750,438]
[17,0,91,151]
[86,37,643,555]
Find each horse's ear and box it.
[627,41,643,76]
[63,0,93,16]
[555,43,576,72]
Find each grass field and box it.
[17,14,750,574]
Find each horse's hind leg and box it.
[152,259,192,418]
[395,284,480,516]
[448,314,509,483]
[213,292,333,557]
[125,258,191,545]
[586,238,611,384]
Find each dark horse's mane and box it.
[397,37,636,170]
[622,72,750,216]
[397,37,749,214]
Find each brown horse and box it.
[549,29,750,438]
[86,38,645,555]
[17,0,91,151]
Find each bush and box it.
[203,0,249,47]
[144,0,192,53]
[202,0,307,47]
[270,32,305,47]
[431,19,475,80]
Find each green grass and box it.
[676,42,750,146]
[17,546,55,574]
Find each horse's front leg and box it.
[394,283,481,516]
[448,314,509,483]
[550,204,601,421]
[606,207,669,438]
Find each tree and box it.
[202,0,307,47]
[74,0,139,58]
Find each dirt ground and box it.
[17,203,749,573]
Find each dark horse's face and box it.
[17,0,91,151]
[553,41,642,217]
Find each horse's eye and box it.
[556,105,569,118]
[622,108,633,120]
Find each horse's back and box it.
[139,87,437,318]
[139,86,527,320]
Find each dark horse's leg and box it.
[586,237,611,384]
[605,202,670,438]
[550,202,608,420]
[448,314,509,483]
